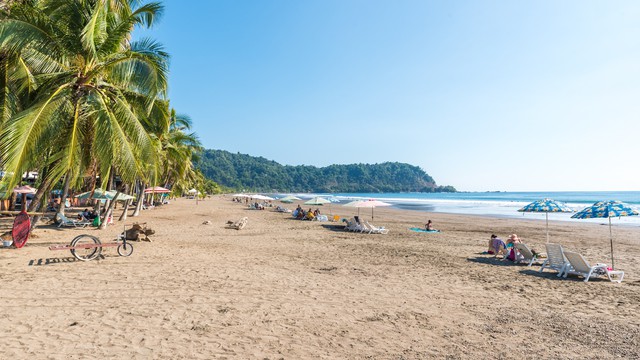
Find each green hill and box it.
[196,149,456,193]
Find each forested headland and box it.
[196,150,457,193]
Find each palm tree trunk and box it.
[132,181,144,217]
[28,174,56,231]
[99,191,119,230]
[58,172,71,216]
[118,184,131,221]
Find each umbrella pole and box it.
[372,207,374,220]
[546,212,549,243]
[609,217,615,270]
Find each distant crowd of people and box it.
[293,205,321,220]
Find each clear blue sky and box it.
[137,0,640,192]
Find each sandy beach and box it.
[1,196,639,359]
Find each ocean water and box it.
[284,191,640,226]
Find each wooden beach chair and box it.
[539,243,570,277]
[562,251,624,283]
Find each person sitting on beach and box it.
[488,234,508,257]
[305,208,315,220]
[505,234,524,261]
[425,219,440,232]
[313,208,321,216]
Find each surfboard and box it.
[12,210,31,248]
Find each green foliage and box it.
[196,149,456,193]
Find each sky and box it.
[136,0,640,192]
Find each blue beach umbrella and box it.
[518,198,573,243]
[571,200,639,269]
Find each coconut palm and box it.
[0,0,169,215]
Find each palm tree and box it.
[0,0,168,219]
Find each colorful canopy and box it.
[572,200,639,270]
[518,198,573,213]
[144,186,171,194]
[518,198,574,243]
[571,200,639,219]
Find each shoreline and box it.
[1,195,639,358]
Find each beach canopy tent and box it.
[232,193,250,198]
[144,186,171,194]
[188,188,198,194]
[304,197,331,206]
[280,195,301,203]
[343,199,392,220]
[517,198,573,243]
[571,200,639,270]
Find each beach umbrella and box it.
[232,193,250,198]
[304,196,331,205]
[75,188,112,200]
[280,195,301,203]
[343,200,364,216]
[343,199,392,220]
[188,188,198,194]
[354,199,392,220]
[144,186,171,194]
[13,185,37,194]
[518,198,574,243]
[571,200,639,270]
[105,190,134,201]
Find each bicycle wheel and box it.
[117,242,134,257]
[70,235,102,261]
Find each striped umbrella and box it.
[571,200,639,269]
[518,198,573,243]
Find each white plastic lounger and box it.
[539,243,570,277]
[562,251,624,283]
[514,243,543,267]
[57,213,91,228]
[365,221,389,234]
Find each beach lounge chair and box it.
[562,251,624,283]
[365,221,389,234]
[539,243,570,277]
[514,243,543,266]
[226,217,248,230]
[56,213,91,228]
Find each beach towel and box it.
[409,227,440,233]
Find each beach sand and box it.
[1,196,639,359]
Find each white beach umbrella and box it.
[280,195,301,203]
[343,199,392,220]
[304,197,331,205]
